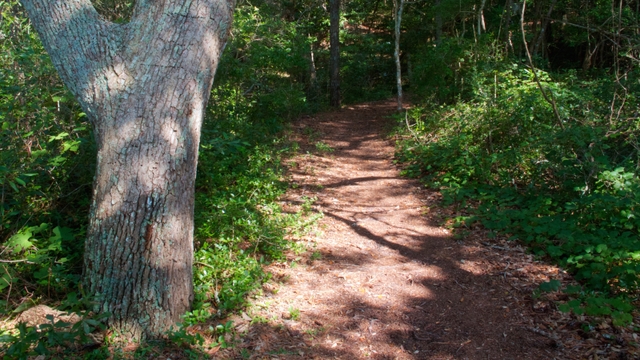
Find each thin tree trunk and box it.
[20,0,235,340]
[502,0,514,53]
[307,40,319,101]
[532,0,557,56]
[394,0,405,112]
[477,0,487,36]
[329,0,340,108]
[435,0,443,44]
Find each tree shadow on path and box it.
[219,100,560,359]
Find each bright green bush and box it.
[0,0,93,309]
[397,45,640,322]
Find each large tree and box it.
[19,0,235,339]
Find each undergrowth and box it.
[0,2,322,358]
[396,39,640,326]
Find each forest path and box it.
[226,100,561,359]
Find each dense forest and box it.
[1,0,639,357]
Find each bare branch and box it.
[520,1,564,129]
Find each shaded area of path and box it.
[223,100,560,359]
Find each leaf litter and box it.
[212,100,639,359]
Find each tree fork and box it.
[20,0,236,339]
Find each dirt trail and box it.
[225,100,562,359]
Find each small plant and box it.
[0,308,108,359]
[288,307,300,321]
[240,348,251,359]
[182,306,214,326]
[209,320,235,349]
[310,251,322,261]
[168,326,205,349]
[302,127,320,141]
[250,315,269,324]
[303,326,325,338]
[396,55,640,327]
[315,141,334,153]
[290,241,307,255]
[300,196,317,214]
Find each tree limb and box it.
[20,0,123,119]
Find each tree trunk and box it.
[435,0,443,44]
[20,0,235,340]
[532,0,557,57]
[477,0,487,36]
[307,41,319,101]
[329,0,340,108]
[394,0,405,112]
[502,0,514,53]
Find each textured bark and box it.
[20,0,235,339]
[329,0,340,108]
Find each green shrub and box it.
[397,44,640,323]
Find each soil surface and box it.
[2,101,637,359]
[218,100,574,359]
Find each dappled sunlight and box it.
[209,100,559,359]
[18,0,236,339]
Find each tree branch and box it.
[20,0,124,117]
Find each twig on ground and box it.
[528,327,564,349]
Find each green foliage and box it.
[180,2,325,325]
[314,141,335,153]
[397,37,640,325]
[1,0,93,311]
[1,2,325,356]
[0,293,108,359]
[340,29,395,103]
[288,307,300,321]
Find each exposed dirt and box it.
[3,101,637,359]
[213,100,585,359]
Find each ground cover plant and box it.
[0,1,323,357]
[3,0,639,356]
[396,37,640,325]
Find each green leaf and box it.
[612,311,633,326]
[0,266,15,291]
[546,245,563,257]
[538,279,561,292]
[48,132,69,142]
[0,334,17,343]
[34,267,50,280]
[596,244,608,253]
[54,321,71,328]
[83,319,99,327]
[608,298,633,312]
[565,285,582,294]
[47,226,65,252]
[8,181,18,192]
[12,299,36,314]
[82,321,91,334]
[7,230,33,253]
[61,139,81,153]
